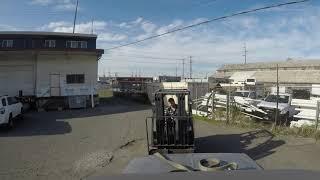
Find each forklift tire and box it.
[281,113,290,126]
[148,149,159,155]
[6,115,14,130]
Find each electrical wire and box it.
[105,0,309,51]
[106,48,193,57]
[102,0,220,30]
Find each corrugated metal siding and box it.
[229,71,256,82]
[253,70,320,84]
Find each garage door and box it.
[0,65,34,96]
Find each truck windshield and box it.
[265,95,289,103]
[233,92,249,97]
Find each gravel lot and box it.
[1,97,320,179]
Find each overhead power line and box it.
[107,49,189,58]
[105,0,309,51]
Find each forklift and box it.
[145,89,195,154]
[124,89,260,173]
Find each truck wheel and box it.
[282,113,290,126]
[19,108,24,120]
[7,114,14,129]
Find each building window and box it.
[2,40,13,48]
[66,74,85,84]
[66,41,87,48]
[80,41,87,48]
[45,40,56,48]
[246,79,255,82]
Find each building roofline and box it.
[0,31,97,38]
[0,48,104,56]
[218,59,320,71]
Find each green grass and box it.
[98,89,113,98]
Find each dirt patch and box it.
[73,150,113,178]
[74,138,144,178]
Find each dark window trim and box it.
[44,40,56,48]
[1,40,13,48]
[66,40,88,49]
[66,74,85,84]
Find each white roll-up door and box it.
[0,65,34,96]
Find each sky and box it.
[0,0,319,78]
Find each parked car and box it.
[256,93,296,122]
[0,96,23,129]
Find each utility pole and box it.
[189,56,192,79]
[243,42,248,64]
[182,59,185,80]
[276,64,279,126]
[91,18,94,34]
[175,66,178,77]
[72,0,79,34]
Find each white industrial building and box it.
[210,59,320,98]
[0,31,104,109]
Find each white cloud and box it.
[30,0,52,6]
[141,22,157,33]
[119,22,131,28]
[222,16,259,30]
[8,3,320,77]
[132,17,143,25]
[97,6,320,77]
[99,33,127,42]
[156,20,184,34]
[38,20,127,42]
[0,24,19,31]
[39,21,107,34]
[30,0,76,11]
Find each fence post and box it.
[226,84,230,124]
[211,90,214,120]
[195,85,198,115]
[273,64,279,130]
[91,81,95,108]
[315,100,320,131]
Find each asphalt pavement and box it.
[1,97,320,180]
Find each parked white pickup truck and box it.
[256,93,296,122]
[0,96,23,129]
